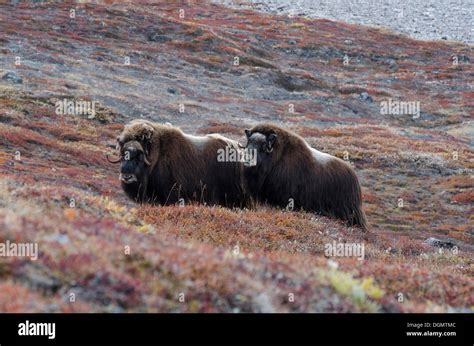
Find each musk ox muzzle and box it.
[107,140,150,185]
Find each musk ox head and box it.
[117,140,149,184]
[107,121,157,202]
[242,128,278,192]
[116,121,154,184]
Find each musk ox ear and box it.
[115,135,122,151]
[266,133,277,153]
[140,124,154,143]
[140,124,154,165]
[239,129,252,148]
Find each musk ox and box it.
[242,124,368,229]
[108,119,248,207]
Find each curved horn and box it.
[106,153,121,164]
[238,142,246,149]
[143,155,151,166]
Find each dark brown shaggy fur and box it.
[243,123,368,229]
[115,119,248,208]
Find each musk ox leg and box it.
[352,206,368,230]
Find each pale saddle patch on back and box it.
[308,145,334,165]
[184,134,212,150]
[185,133,238,150]
[207,133,239,148]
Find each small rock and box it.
[45,304,60,312]
[288,39,297,45]
[2,71,22,84]
[44,234,70,245]
[254,292,275,313]
[147,31,171,42]
[167,87,177,94]
[359,92,373,103]
[327,259,339,270]
[108,306,125,313]
[425,237,456,249]
[22,265,61,292]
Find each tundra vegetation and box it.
[0,1,472,312]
